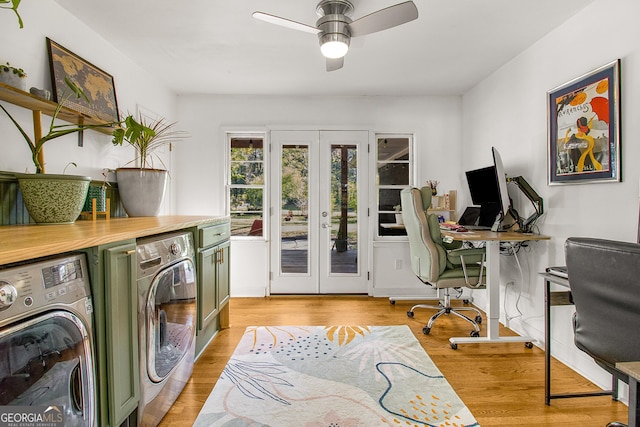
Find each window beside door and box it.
[375,135,413,238]
[228,135,265,237]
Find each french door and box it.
[269,130,369,294]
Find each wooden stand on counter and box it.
[80,198,110,221]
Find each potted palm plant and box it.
[111,113,188,216]
[0,77,119,223]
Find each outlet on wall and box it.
[395,259,403,270]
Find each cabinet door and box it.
[217,241,231,308]
[104,243,139,426]
[198,245,218,330]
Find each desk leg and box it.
[449,240,535,348]
[545,278,551,405]
[630,377,639,427]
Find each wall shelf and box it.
[428,190,457,221]
[0,82,113,134]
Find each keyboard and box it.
[463,225,491,230]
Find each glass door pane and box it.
[329,144,357,274]
[280,145,309,274]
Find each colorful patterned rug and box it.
[193,325,478,427]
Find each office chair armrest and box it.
[447,248,486,266]
[443,240,463,251]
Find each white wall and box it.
[462,0,640,393]
[0,1,178,213]
[175,95,463,296]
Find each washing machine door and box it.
[0,310,94,427]
[146,259,196,383]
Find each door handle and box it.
[321,223,330,229]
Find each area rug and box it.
[193,325,478,427]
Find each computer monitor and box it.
[466,147,544,232]
[465,166,501,227]
[492,148,510,219]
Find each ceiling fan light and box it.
[321,40,349,58]
[319,32,350,58]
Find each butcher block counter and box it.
[0,215,227,265]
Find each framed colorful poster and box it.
[547,59,621,185]
[46,38,119,122]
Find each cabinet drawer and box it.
[199,222,230,248]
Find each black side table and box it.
[541,272,616,405]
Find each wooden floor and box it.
[159,296,629,426]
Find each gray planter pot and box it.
[0,72,27,91]
[116,168,168,217]
[15,173,91,224]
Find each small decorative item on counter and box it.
[0,62,27,91]
[426,180,439,196]
[83,168,111,213]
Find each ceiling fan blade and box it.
[252,12,320,34]
[349,1,418,37]
[326,57,344,72]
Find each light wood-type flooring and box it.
[159,296,629,426]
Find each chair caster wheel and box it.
[407,311,414,318]
[422,326,431,335]
[463,299,470,304]
[475,315,482,324]
[525,342,533,349]
[450,343,458,350]
[470,330,480,337]
[390,300,396,305]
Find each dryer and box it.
[0,253,96,426]
[136,231,197,427]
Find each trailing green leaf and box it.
[0,0,23,28]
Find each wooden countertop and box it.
[0,216,228,265]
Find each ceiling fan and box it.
[253,0,419,72]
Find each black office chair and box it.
[565,237,640,427]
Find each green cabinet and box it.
[195,221,230,356]
[217,240,230,308]
[83,240,139,427]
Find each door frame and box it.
[268,129,371,295]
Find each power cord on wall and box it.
[501,242,525,323]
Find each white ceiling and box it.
[54,0,594,97]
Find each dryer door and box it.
[146,259,197,382]
[0,311,95,427]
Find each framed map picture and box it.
[46,38,119,122]
[547,59,621,185]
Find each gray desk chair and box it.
[565,237,640,427]
[401,187,486,336]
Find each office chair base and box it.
[419,305,483,337]
[605,422,626,427]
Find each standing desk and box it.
[441,229,550,348]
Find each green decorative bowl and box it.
[15,173,91,224]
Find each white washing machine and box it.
[136,232,197,427]
[0,253,96,426]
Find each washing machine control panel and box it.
[0,254,90,319]
[0,281,17,308]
